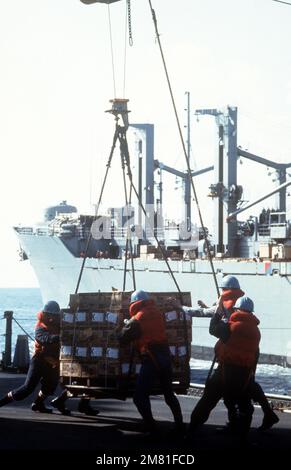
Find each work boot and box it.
[78,398,99,416]
[51,396,71,416]
[0,393,13,407]
[31,395,52,413]
[258,410,279,431]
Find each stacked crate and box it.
[60,291,192,395]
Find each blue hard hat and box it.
[130,290,150,304]
[234,296,254,313]
[219,275,240,290]
[43,300,61,315]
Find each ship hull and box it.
[17,233,291,366]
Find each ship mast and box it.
[195,107,239,257]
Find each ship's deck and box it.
[0,372,290,465]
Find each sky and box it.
[0,0,291,287]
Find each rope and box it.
[121,152,136,290]
[75,120,179,297]
[205,355,217,386]
[118,127,183,301]
[12,317,34,342]
[75,126,119,294]
[107,4,117,98]
[118,124,190,386]
[121,151,129,287]
[272,0,291,5]
[148,0,220,298]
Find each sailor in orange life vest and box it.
[168,275,279,431]
[189,296,270,435]
[0,301,70,413]
[173,275,245,319]
[0,302,98,416]
[117,290,184,434]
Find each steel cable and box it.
[148,0,220,297]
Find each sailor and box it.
[118,290,184,434]
[169,275,279,431]
[0,301,70,414]
[166,275,244,321]
[189,296,261,436]
[0,301,98,416]
[213,276,278,430]
[190,275,245,318]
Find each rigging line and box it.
[118,128,183,299]
[122,152,129,291]
[75,126,119,294]
[123,237,129,290]
[107,4,117,98]
[121,138,135,290]
[119,128,190,374]
[148,0,220,297]
[122,142,136,290]
[127,185,136,290]
[272,0,291,5]
[122,212,136,291]
[12,317,34,342]
[121,149,136,291]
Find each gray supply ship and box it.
[14,105,291,367]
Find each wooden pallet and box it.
[61,374,190,399]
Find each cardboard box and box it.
[60,360,99,378]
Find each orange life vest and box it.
[129,299,167,354]
[215,309,261,368]
[34,311,60,358]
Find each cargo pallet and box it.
[60,291,192,399]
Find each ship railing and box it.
[111,228,126,238]
[269,222,287,227]
[112,228,140,238]
[77,227,91,239]
[100,226,171,239]
[35,227,51,236]
[15,227,34,235]
[15,226,55,236]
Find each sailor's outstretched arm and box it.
[181,305,215,318]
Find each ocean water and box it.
[0,288,42,356]
[1,288,291,394]
[190,359,291,396]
